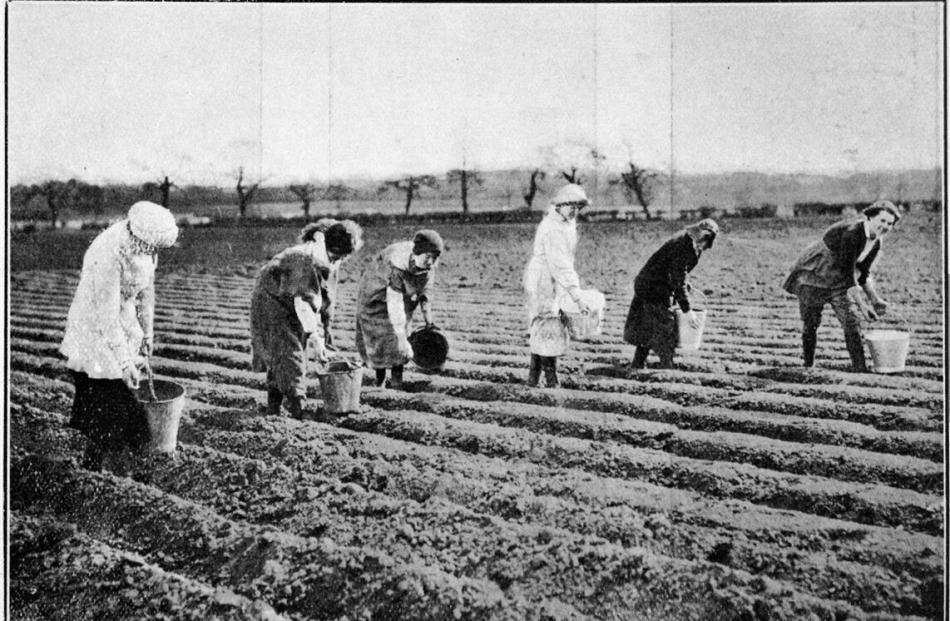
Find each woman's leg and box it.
[390,365,404,390]
[375,368,387,386]
[265,369,283,415]
[798,293,824,368]
[631,346,649,369]
[831,291,867,372]
[527,354,542,386]
[542,357,559,388]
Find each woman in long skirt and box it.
[355,230,443,390]
[623,219,718,369]
[250,220,363,417]
[60,201,179,471]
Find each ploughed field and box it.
[9,216,945,620]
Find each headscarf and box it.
[685,218,719,249]
[412,229,444,257]
[862,200,902,223]
[127,201,179,250]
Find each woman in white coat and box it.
[60,201,179,471]
[523,184,592,387]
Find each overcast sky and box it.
[7,2,944,186]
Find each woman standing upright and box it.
[250,220,363,418]
[61,201,179,471]
[782,200,900,372]
[523,183,592,388]
[623,218,719,369]
[356,229,444,390]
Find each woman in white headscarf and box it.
[250,220,363,417]
[523,183,592,388]
[60,201,179,471]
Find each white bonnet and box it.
[551,184,590,206]
[128,201,179,248]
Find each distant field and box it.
[9,213,945,619]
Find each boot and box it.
[527,354,542,387]
[631,347,649,370]
[802,332,817,367]
[80,443,104,472]
[542,357,560,388]
[375,368,387,387]
[266,387,284,416]
[284,395,305,419]
[390,365,404,391]
[844,331,868,373]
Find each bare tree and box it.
[616,162,658,220]
[143,176,176,207]
[289,184,317,219]
[323,183,357,210]
[235,167,260,218]
[447,168,483,215]
[382,175,438,215]
[523,168,545,209]
[561,166,584,185]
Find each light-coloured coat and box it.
[522,206,582,325]
[61,220,156,379]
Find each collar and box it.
[862,217,872,241]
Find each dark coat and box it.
[623,233,700,346]
[632,233,699,312]
[782,218,880,295]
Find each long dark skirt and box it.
[69,371,150,454]
[623,296,677,365]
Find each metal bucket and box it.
[136,379,186,453]
[316,360,363,414]
[676,289,708,350]
[409,327,450,370]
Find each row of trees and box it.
[11,156,662,225]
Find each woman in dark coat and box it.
[782,200,900,372]
[250,221,363,418]
[623,219,719,369]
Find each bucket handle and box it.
[144,355,158,401]
[674,283,708,312]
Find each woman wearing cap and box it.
[523,184,592,388]
[250,220,363,417]
[298,218,363,351]
[623,218,719,369]
[356,229,444,390]
[782,200,901,372]
[60,201,179,471]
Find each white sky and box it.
[6,2,944,186]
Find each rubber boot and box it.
[375,369,387,387]
[542,357,560,388]
[284,394,305,419]
[527,354,542,387]
[844,331,868,373]
[802,332,817,368]
[266,387,284,416]
[390,365,404,391]
[631,347,649,370]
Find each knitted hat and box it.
[128,201,179,248]
[551,184,590,207]
[412,229,444,256]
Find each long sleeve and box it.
[137,284,155,338]
[540,225,581,297]
[88,256,133,367]
[386,286,408,337]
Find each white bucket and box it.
[865,329,911,374]
[560,289,606,341]
[675,288,708,351]
[676,309,708,350]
